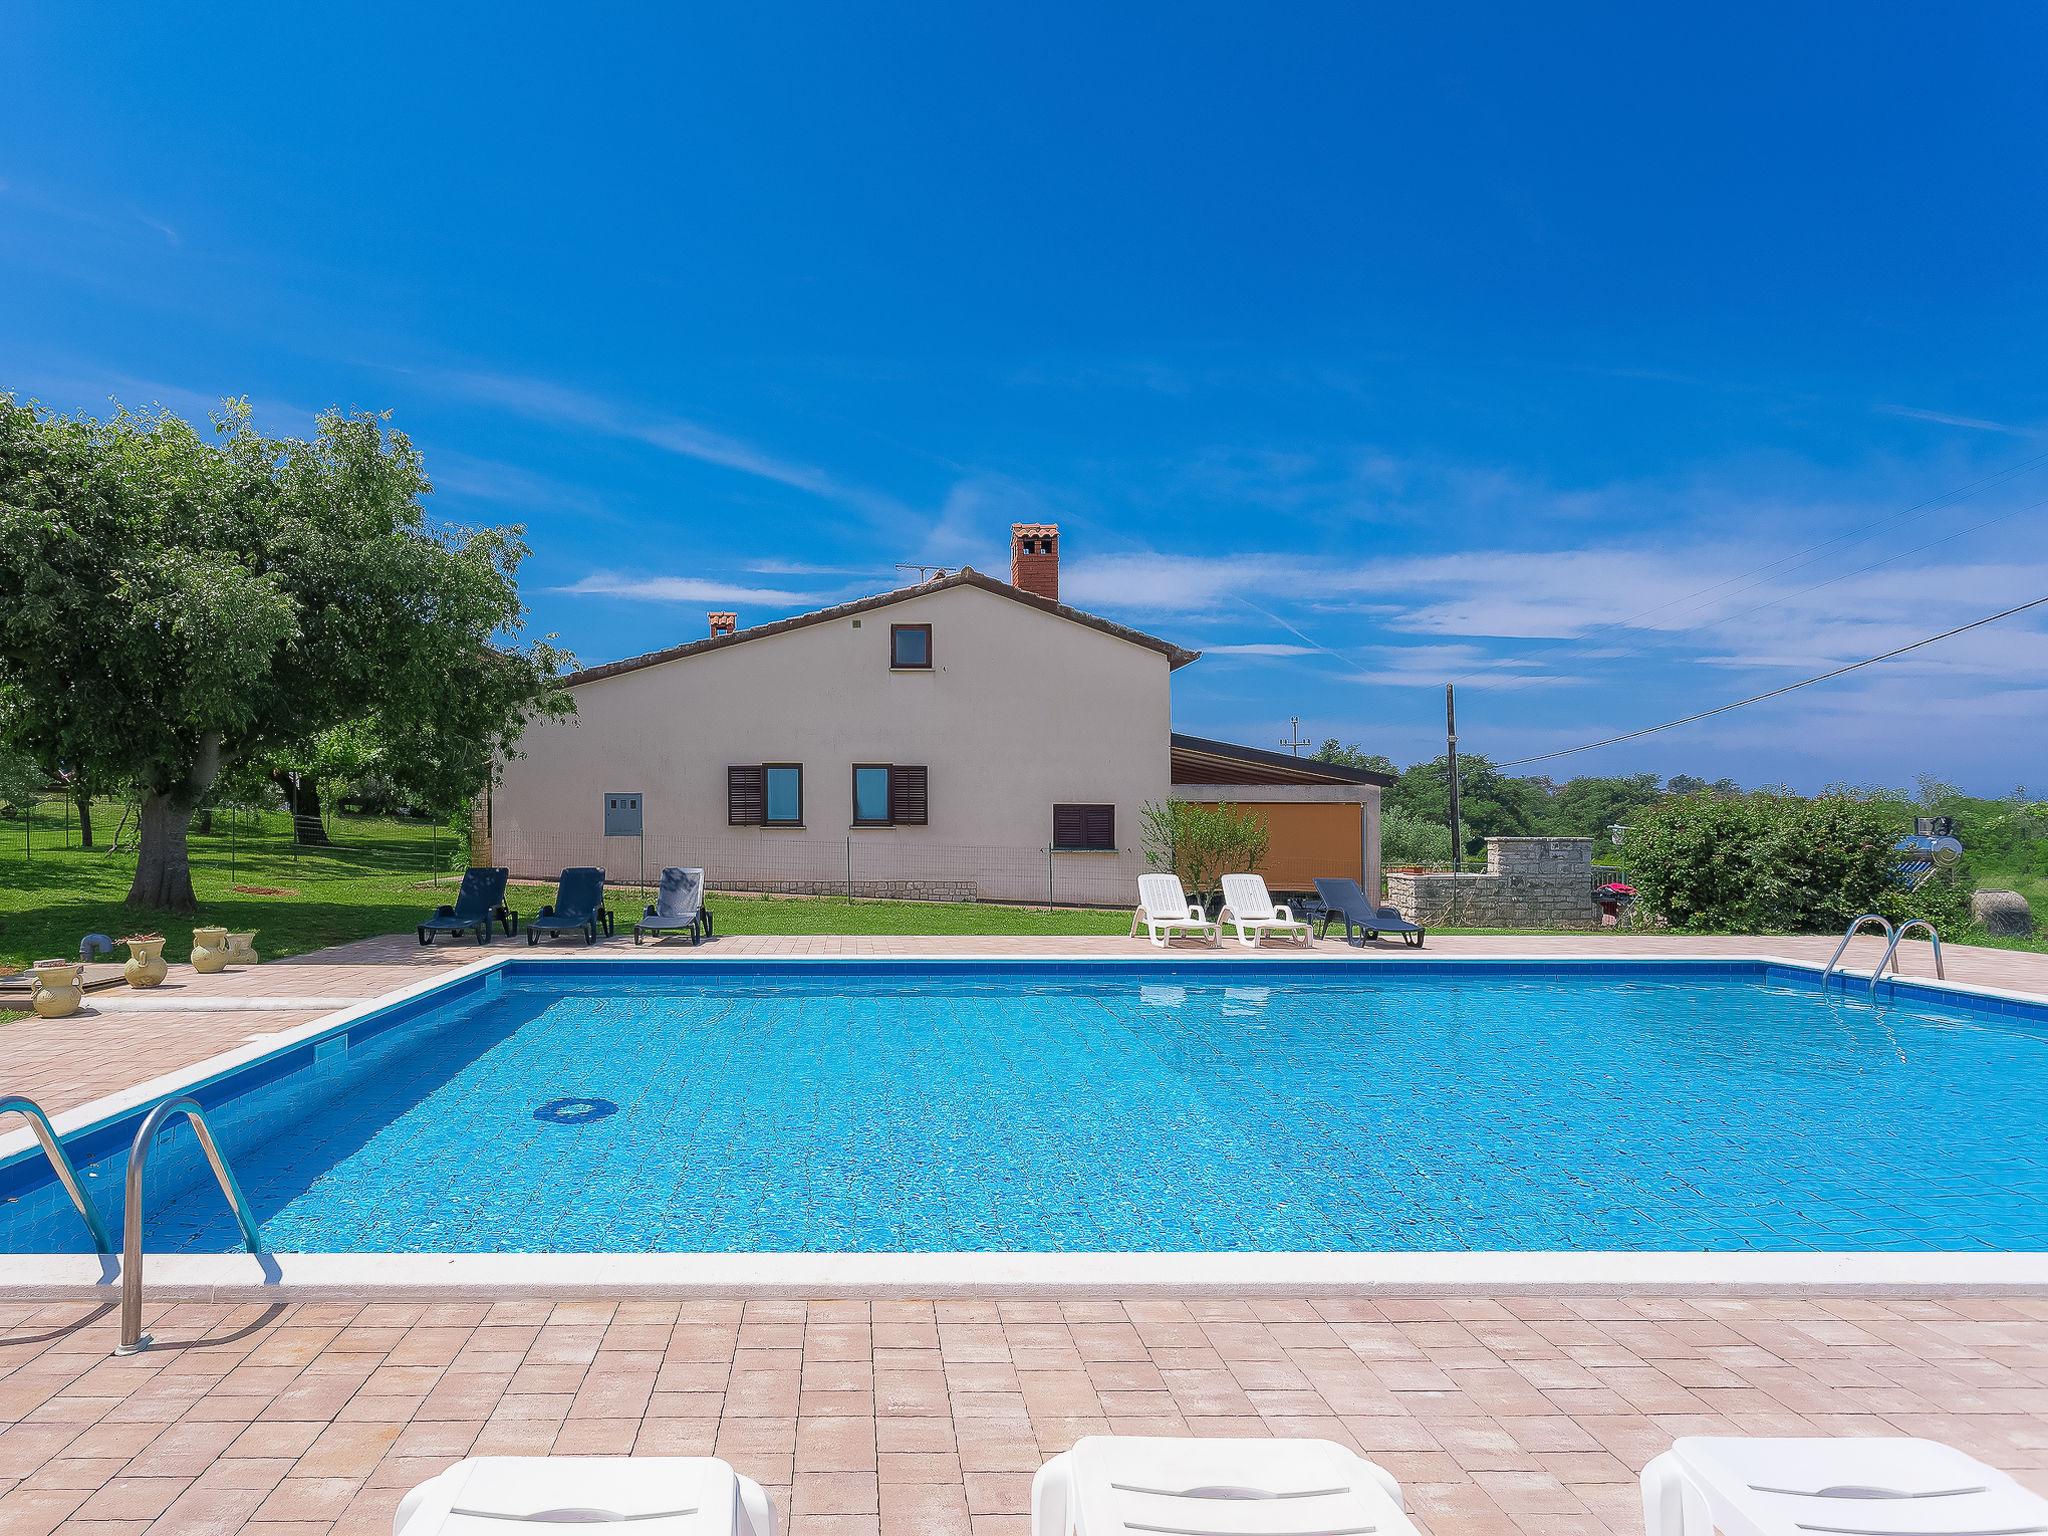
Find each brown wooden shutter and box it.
[889,765,928,825]
[1052,803,1115,850]
[727,765,765,825]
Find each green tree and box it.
[1141,800,1271,904]
[0,397,571,912]
[1314,740,1399,777]
[1389,753,1544,855]
[1541,773,1665,840]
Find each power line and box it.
[1493,594,2048,769]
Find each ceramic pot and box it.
[122,937,168,988]
[190,926,231,974]
[225,931,260,966]
[30,961,83,1018]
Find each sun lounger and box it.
[416,867,515,946]
[635,867,714,945]
[393,1455,775,1536]
[526,866,611,945]
[1032,1435,1421,1536]
[1129,873,1221,947]
[1217,873,1312,948]
[1640,1435,2048,1536]
[1313,876,1426,947]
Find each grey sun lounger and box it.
[635,866,715,945]
[526,866,611,945]
[417,867,516,945]
[1313,877,1426,947]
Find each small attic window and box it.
[890,623,932,669]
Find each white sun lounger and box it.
[1218,873,1312,948]
[1129,873,1222,947]
[1033,1435,1421,1536]
[393,1457,776,1536]
[1640,1435,2048,1536]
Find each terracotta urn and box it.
[121,935,168,988]
[225,931,260,966]
[190,926,231,974]
[30,960,83,1019]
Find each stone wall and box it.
[1385,836,1604,929]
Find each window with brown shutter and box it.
[889,765,928,825]
[727,765,765,825]
[1052,803,1115,851]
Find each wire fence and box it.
[488,829,1149,911]
[0,793,467,893]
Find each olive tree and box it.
[0,396,570,911]
[1140,799,1271,905]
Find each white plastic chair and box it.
[1217,873,1312,948]
[393,1457,776,1536]
[1640,1436,2048,1536]
[1129,873,1221,947]
[1033,1435,1420,1536]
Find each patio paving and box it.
[4,1293,2048,1536]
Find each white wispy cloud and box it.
[1877,403,2035,437]
[424,368,914,523]
[1200,642,1321,657]
[557,572,832,606]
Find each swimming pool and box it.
[4,958,2045,1256]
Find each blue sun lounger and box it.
[526,866,611,945]
[635,867,714,945]
[1313,877,1426,947]
[417,867,516,945]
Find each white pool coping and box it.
[6,947,2047,1299]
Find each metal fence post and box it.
[1046,846,1054,911]
[845,835,855,902]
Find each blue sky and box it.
[5,5,2045,791]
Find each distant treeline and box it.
[1314,739,2044,870]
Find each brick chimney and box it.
[708,611,737,638]
[1010,523,1059,602]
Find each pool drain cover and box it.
[534,1097,617,1125]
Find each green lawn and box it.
[0,801,1128,970]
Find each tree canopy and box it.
[0,396,571,910]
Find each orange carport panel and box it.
[1187,801,1361,890]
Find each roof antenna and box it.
[894,563,949,582]
[1279,716,1310,756]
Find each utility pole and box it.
[1445,684,1463,875]
[1279,717,1310,756]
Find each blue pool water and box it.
[4,960,2046,1253]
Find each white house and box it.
[484,524,1386,905]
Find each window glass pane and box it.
[765,766,801,823]
[854,766,890,823]
[892,626,929,666]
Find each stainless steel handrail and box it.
[115,1096,263,1356]
[1870,919,1945,997]
[1821,913,1894,984]
[0,1094,113,1253]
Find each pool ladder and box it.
[4,1092,265,1355]
[115,1097,264,1355]
[0,1094,113,1254]
[1820,913,1945,996]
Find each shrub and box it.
[1380,806,1454,866]
[1621,792,1914,933]
[1142,800,1271,904]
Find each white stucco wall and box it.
[490,583,1173,904]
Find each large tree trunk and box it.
[126,734,224,913]
[127,791,199,911]
[269,769,331,846]
[73,787,94,849]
